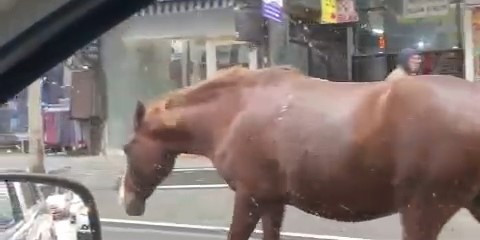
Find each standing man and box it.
[385,48,422,81]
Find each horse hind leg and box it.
[400,198,460,240]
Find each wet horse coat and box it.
[120,66,480,240]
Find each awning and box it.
[136,0,236,16]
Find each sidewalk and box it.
[0,153,213,190]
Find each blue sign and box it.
[262,0,283,23]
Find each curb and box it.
[47,166,72,175]
[100,218,371,240]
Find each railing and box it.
[135,0,236,17]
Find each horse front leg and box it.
[260,201,285,240]
[228,190,261,240]
[400,197,460,240]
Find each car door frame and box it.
[0,0,156,103]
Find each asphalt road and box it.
[1,154,480,240]
[162,169,225,186]
[91,187,480,240]
[102,225,239,240]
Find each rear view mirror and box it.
[0,173,101,240]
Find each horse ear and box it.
[134,101,145,130]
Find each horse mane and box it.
[145,65,303,115]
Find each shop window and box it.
[287,41,310,75]
[216,44,250,70]
[174,39,208,85]
[355,2,461,55]
[354,9,385,55]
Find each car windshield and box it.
[0,0,478,240]
[0,0,69,47]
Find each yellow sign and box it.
[321,0,337,24]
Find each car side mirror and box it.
[0,172,101,240]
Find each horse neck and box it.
[181,88,244,159]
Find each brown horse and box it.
[119,66,480,240]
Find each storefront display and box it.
[353,0,463,81]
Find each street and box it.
[102,226,229,240]
[94,188,480,240]
[102,223,266,240]
[1,154,480,240]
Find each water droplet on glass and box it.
[250,197,259,207]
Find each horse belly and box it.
[287,179,396,222]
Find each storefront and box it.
[353,0,464,81]
[269,0,463,82]
[267,0,358,81]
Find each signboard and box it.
[403,0,449,19]
[466,0,480,5]
[262,0,284,23]
[320,0,358,24]
[321,0,337,24]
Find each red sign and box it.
[378,35,385,49]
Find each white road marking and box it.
[118,174,126,206]
[172,167,216,172]
[100,218,371,240]
[156,184,228,190]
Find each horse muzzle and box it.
[125,197,146,216]
[118,174,147,216]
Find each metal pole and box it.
[248,45,258,70]
[205,40,217,78]
[27,78,45,173]
[464,6,475,82]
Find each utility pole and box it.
[27,78,45,173]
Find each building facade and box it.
[101,0,471,154]
[102,0,265,154]
[269,0,464,82]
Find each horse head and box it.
[119,100,186,216]
[118,66,252,216]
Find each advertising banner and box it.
[320,0,358,24]
[403,0,449,19]
[262,0,284,23]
